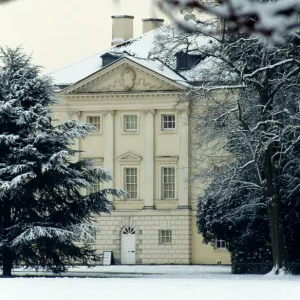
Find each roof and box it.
[49,28,163,87]
[48,24,226,89]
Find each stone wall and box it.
[93,210,192,264]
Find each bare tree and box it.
[155,0,300,44]
[151,15,300,273]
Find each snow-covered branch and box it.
[243,58,294,79]
[156,0,300,44]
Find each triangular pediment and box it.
[61,58,187,94]
[118,151,142,162]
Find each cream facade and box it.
[50,18,231,265]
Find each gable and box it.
[61,58,187,94]
[118,152,142,162]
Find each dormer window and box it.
[175,51,204,70]
[101,53,119,67]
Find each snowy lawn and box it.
[1,266,299,300]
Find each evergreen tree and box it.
[0,47,124,276]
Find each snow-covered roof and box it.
[49,51,106,86]
[49,28,165,87]
[48,25,224,89]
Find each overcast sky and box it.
[0,0,164,71]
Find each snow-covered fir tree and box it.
[0,47,125,276]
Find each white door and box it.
[121,227,136,264]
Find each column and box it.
[143,109,155,209]
[67,111,81,162]
[103,111,115,197]
[178,109,190,209]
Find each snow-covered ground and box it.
[1,265,299,300]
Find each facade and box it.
[50,16,231,265]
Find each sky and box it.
[0,0,165,71]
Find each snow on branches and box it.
[155,0,300,44]
[0,47,125,276]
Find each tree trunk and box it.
[2,198,13,277]
[267,200,283,274]
[260,85,284,274]
[2,248,13,277]
[265,145,283,274]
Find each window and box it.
[215,239,227,250]
[101,53,119,67]
[162,114,175,130]
[86,116,101,131]
[159,230,172,244]
[124,115,138,132]
[175,51,204,70]
[162,167,175,199]
[87,180,101,195]
[124,167,138,199]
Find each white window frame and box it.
[121,112,140,134]
[161,114,176,131]
[156,157,178,200]
[159,230,172,244]
[85,158,104,196]
[215,239,227,250]
[161,167,176,199]
[86,114,103,135]
[87,179,102,195]
[121,165,140,200]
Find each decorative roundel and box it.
[120,68,136,90]
[122,227,136,234]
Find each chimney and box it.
[111,15,134,46]
[142,18,164,34]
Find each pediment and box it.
[62,58,186,94]
[118,151,142,162]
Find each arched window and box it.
[122,227,135,234]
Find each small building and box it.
[50,16,231,265]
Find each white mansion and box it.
[50,16,231,265]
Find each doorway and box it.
[121,227,136,264]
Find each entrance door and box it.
[121,227,136,264]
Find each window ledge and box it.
[113,200,144,211]
[121,131,140,135]
[159,130,177,134]
[155,200,178,210]
[155,199,178,203]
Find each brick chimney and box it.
[142,18,164,34]
[111,15,134,46]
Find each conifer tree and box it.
[0,47,124,276]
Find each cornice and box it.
[59,91,185,99]
[67,111,81,118]
[103,110,115,117]
[118,151,142,162]
[142,109,155,115]
[52,100,184,112]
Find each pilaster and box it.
[67,111,81,162]
[103,110,115,198]
[177,109,190,209]
[143,109,155,209]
